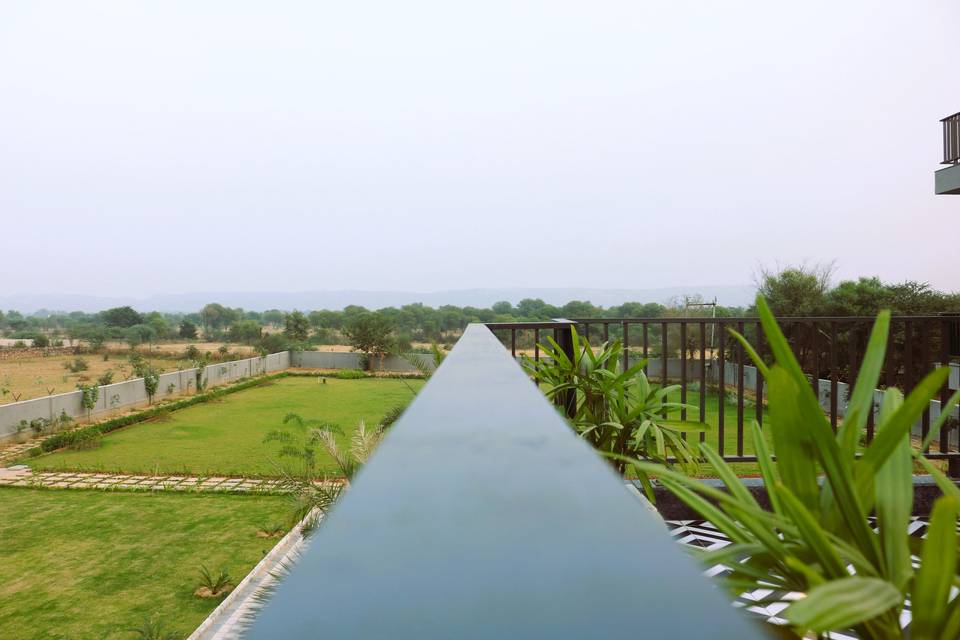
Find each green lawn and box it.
[0,488,290,640]
[31,377,422,477]
[569,388,773,477]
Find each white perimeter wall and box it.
[0,352,291,442]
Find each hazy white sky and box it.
[1,1,958,297]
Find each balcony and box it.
[936,111,960,194]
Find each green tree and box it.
[228,319,263,344]
[283,311,310,343]
[342,313,395,370]
[754,264,833,316]
[199,303,241,335]
[101,306,143,328]
[125,324,156,349]
[178,320,198,339]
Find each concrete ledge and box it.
[935,163,960,194]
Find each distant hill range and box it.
[0,286,755,314]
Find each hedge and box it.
[39,373,289,453]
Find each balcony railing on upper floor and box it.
[943,112,960,165]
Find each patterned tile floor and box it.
[665,519,944,638]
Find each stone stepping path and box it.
[0,440,48,465]
[0,466,289,493]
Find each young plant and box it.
[257,522,286,538]
[127,614,180,640]
[623,296,960,639]
[77,382,99,419]
[267,413,386,533]
[195,565,232,598]
[523,328,709,476]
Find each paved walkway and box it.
[0,465,288,493]
[0,440,47,465]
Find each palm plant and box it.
[196,565,232,597]
[128,614,180,640]
[269,413,386,533]
[522,328,708,475]
[623,296,960,639]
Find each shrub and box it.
[77,383,99,419]
[195,566,232,598]
[32,334,50,348]
[68,429,102,450]
[128,614,180,640]
[142,366,160,404]
[97,370,114,386]
[62,357,89,373]
[378,405,405,429]
[626,297,960,639]
[523,329,708,476]
[335,369,368,380]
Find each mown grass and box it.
[664,389,772,477]
[31,377,422,477]
[0,488,290,640]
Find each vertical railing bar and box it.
[864,324,875,442]
[534,328,540,363]
[755,321,764,427]
[904,320,914,398]
[642,323,649,375]
[830,321,839,432]
[622,322,629,372]
[940,319,951,454]
[699,321,706,442]
[584,322,590,342]
[660,321,668,388]
[848,324,860,434]
[920,321,931,452]
[603,322,609,344]
[680,323,687,425]
[717,320,726,458]
[511,328,516,359]
[811,321,819,395]
[736,320,745,457]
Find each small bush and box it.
[195,566,232,598]
[335,369,368,380]
[68,429,102,450]
[128,614,181,640]
[97,370,114,386]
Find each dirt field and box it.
[103,341,259,357]
[0,352,183,403]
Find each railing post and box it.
[555,322,577,419]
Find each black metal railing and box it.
[487,315,960,475]
[244,323,761,638]
[944,111,960,165]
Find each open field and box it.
[0,353,180,403]
[108,341,259,357]
[0,488,289,640]
[31,377,423,476]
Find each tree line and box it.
[2,268,958,359]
